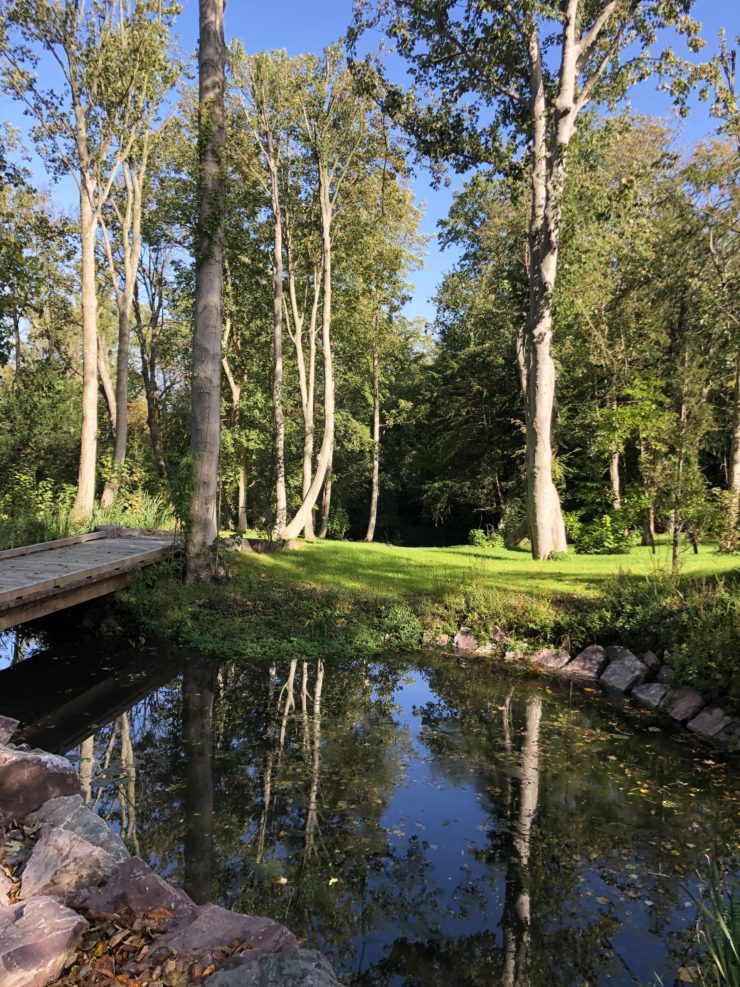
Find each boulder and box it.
[664,687,705,723]
[0,716,19,745]
[26,796,129,863]
[563,645,609,680]
[206,948,341,986]
[531,648,571,671]
[473,643,495,656]
[0,896,88,987]
[491,626,507,644]
[453,627,477,652]
[0,746,82,823]
[144,904,297,969]
[600,653,648,693]
[605,645,637,663]
[632,682,670,711]
[71,856,196,924]
[715,718,740,748]
[20,827,118,903]
[686,706,735,739]
[656,664,674,685]
[642,651,662,675]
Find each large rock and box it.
[0,746,82,824]
[0,896,88,987]
[21,827,118,903]
[687,706,735,739]
[145,904,297,969]
[26,796,129,863]
[715,718,740,747]
[453,627,478,652]
[632,682,669,711]
[642,651,662,676]
[665,687,705,723]
[71,856,196,924]
[600,652,648,693]
[206,948,341,986]
[563,645,609,680]
[657,664,674,685]
[0,716,19,745]
[531,648,571,671]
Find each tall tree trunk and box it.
[186,0,225,582]
[722,356,740,551]
[183,658,216,904]
[281,172,335,540]
[72,185,99,521]
[609,394,621,510]
[100,306,130,508]
[97,331,117,429]
[270,169,287,535]
[365,348,380,542]
[318,450,333,539]
[237,454,248,532]
[523,17,572,560]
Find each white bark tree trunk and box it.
[186,0,225,582]
[365,348,380,542]
[723,356,740,550]
[281,172,336,540]
[269,161,287,535]
[72,183,99,521]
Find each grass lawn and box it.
[237,536,740,602]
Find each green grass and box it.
[118,535,740,705]
[241,536,739,602]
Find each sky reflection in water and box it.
[1,631,738,986]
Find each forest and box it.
[0,0,737,572]
[0,3,739,986]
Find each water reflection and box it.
[1,644,738,986]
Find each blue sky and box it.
[3,0,738,322]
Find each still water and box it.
[1,630,738,986]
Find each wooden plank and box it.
[0,541,175,606]
[0,531,107,562]
[0,572,133,631]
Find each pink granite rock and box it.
[141,904,297,970]
[21,827,117,903]
[453,627,478,652]
[531,648,571,670]
[665,687,705,723]
[0,896,88,987]
[564,645,609,680]
[0,746,82,823]
[71,856,196,924]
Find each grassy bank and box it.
[118,537,740,702]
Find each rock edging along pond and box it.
[0,729,340,987]
[446,627,740,751]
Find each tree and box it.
[186,0,225,581]
[1,0,180,520]
[352,0,703,558]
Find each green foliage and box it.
[326,505,350,541]
[468,528,503,549]
[690,853,740,987]
[574,514,633,555]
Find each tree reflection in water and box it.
[70,654,739,987]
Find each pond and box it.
[1,629,738,986]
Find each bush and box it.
[574,514,632,555]
[468,528,504,549]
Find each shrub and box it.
[468,528,504,549]
[574,514,632,555]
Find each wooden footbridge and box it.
[0,527,179,631]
